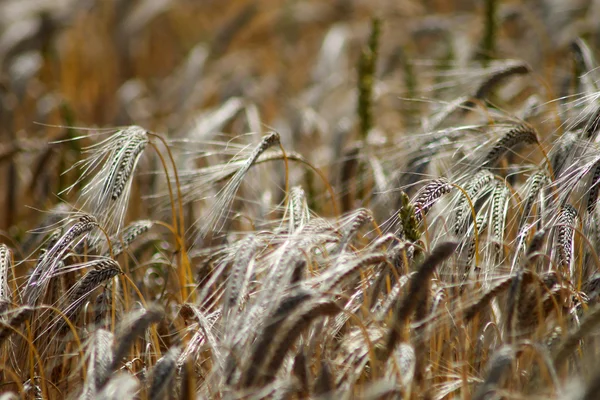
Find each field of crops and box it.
[1,1,600,399]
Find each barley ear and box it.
[384,241,457,360]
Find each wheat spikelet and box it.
[22,377,42,400]
[65,258,123,320]
[398,191,420,242]
[337,208,373,250]
[0,306,34,347]
[149,347,181,400]
[516,285,560,333]
[223,235,260,318]
[47,214,98,259]
[473,346,514,400]
[384,241,457,359]
[96,373,139,400]
[385,342,415,390]
[521,171,549,224]
[466,214,487,267]
[571,38,597,97]
[258,299,340,386]
[512,171,548,269]
[94,290,111,330]
[463,275,516,322]
[553,305,600,369]
[101,128,148,201]
[289,186,310,232]
[24,214,98,305]
[108,304,164,383]
[413,178,453,223]
[243,289,314,381]
[483,124,538,167]
[292,350,309,396]
[81,329,114,398]
[549,131,578,179]
[490,183,510,261]
[313,361,334,397]
[64,127,149,234]
[505,269,535,338]
[587,160,600,214]
[522,229,547,269]
[103,219,154,257]
[454,170,494,235]
[322,252,387,292]
[473,63,530,100]
[376,273,411,320]
[556,204,577,273]
[199,132,281,238]
[0,244,11,303]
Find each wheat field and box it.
[1,0,600,399]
